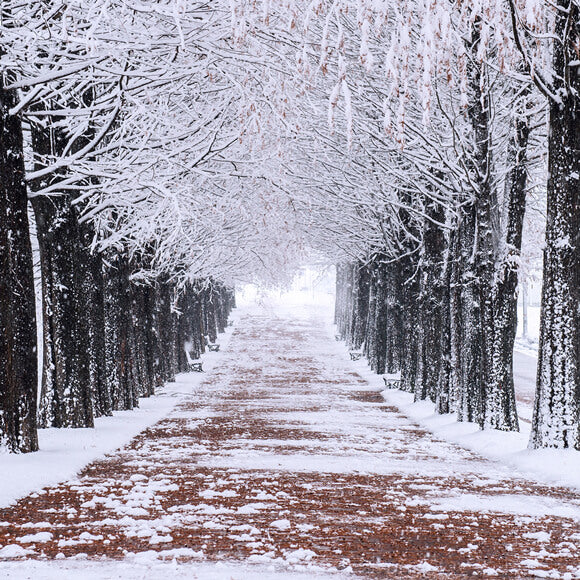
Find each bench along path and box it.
[1,305,579,578]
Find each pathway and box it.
[0,304,579,578]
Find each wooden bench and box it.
[382,374,401,388]
[189,361,203,372]
[349,351,363,361]
[208,344,220,352]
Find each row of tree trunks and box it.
[334,78,530,438]
[0,93,235,450]
[334,19,535,437]
[335,126,529,435]
[36,248,236,428]
[335,227,520,434]
[32,192,95,428]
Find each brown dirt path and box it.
[0,307,579,578]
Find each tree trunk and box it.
[0,83,38,452]
[188,283,205,361]
[484,105,530,431]
[105,254,138,411]
[205,284,219,345]
[131,282,158,397]
[80,221,110,417]
[401,259,420,395]
[32,194,93,428]
[352,264,370,350]
[455,202,484,423]
[456,19,497,427]
[157,279,178,382]
[363,267,378,366]
[30,121,94,429]
[415,200,446,402]
[530,1,580,449]
[435,228,454,414]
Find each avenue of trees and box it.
[0,1,299,452]
[1,0,579,452]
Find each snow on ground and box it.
[3,267,568,509]
[380,382,580,491]
[325,314,580,494]
[0,559,345,579]
[0,313,240,510]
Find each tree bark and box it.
[530,1,580,449]
[351,263,370,350]
[0,83,38,452]
[105,254,138,411]
[156,279,178,383]
[455,19,498,427]
[484,104,530,431]
[30,121,94,429]
[415,200,446,403]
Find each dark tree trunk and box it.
[454,203,482,423]
[215,284,229,334]
[132,282,158,397]
[415,201,447,403]
[336,264,355,342]
[189,284,205,360]
[334,264,344,328]
[205,285,218,345]
[80,222,111,417]
[105,254,138,411]
[435,228,454,414]
[351,264,370,350]
[30,120,94,429]
[384,262,403,375]
[32,193,93,428]
[0,83,38,452]
[156,279,178,383]
[455,19,497,427]
[400,259,420,395]
[176,285,194,373]
[143,284,161,392]
[363,268,378,366]
[484,104,531,431]
[373,261,391,375]
[531,1,580,449]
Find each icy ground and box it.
[0,288,579,578]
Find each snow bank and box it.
[378,388,580,492]
[0,559,346,579]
